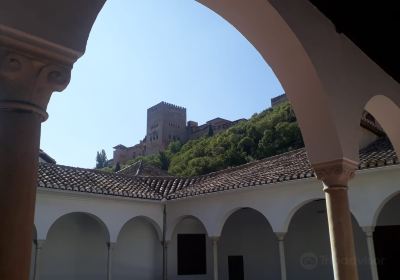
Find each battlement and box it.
[148,101,186,112]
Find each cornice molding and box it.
[313,158,358,188]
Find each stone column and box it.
[276,232,287,280]
[33,240,45,280]
[107,242,116,280]
[0,25,78,280]
[211,237,220,280]
[314,159,359,280]
[363,227,379,280]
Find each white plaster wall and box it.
[166,179,325,239]
[34,189,163,242]
[285,200,371,280]
[39,213,108,280]
[218,208,280,280]
[112,217,162,280]
[168,217,213,280]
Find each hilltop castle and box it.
[113,101,245,165]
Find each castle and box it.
[113,101,245,165]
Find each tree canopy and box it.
[118,102,304,176]
[96,149,108,169]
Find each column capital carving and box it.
[313,158,358,189]
[210,236,220,243]
[0,25,81,121]
[275,232,286,241]
[362,226,375,237]
[34,239,45,250]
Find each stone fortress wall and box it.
[113,101,244,165]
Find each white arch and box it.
[282,198,324,233]
[365,95,400,157]
[166,214,209,241]
[372,190,400,227]
[213,205,272,237]
[116,215,162,242]
[43,211,110,242]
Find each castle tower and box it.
[145,102,187,155]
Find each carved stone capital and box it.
[313,158,358,189]
[0,25,81,121]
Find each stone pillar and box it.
[211,237,220,280]
[314,159,359,280]
[107,242,116,280]
[33,240,45,280]
[363,227,379,280]
[276,232,287,280]
[0,25,78,280]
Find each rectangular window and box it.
[177,234,207,275]
[228,256,244,280]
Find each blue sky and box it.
[41,0,283,168]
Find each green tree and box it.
[96,149,108,169]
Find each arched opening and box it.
[285,200,371,280]
[39,212,109,280]
[168,215,212,279]
[364,95,400,157]
[374,192,400,279]
[112,216,162,280]
[219,207,280,280]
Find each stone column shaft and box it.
[315,159,359,280]
[363,227,379,280]
[276,233,287,280]
[0,25,77,280]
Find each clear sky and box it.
[41,0,283,168]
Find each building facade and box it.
[31,135,399,280]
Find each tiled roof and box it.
[38,138,399,200]
[38,164,163,200]
[117,160,170,177]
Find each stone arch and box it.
[116,215,162,242]
[285,199,371,280]
[45,211,110,241]
[282,197,325,234]
[214,206,270,237]
[365,95,400,157]
[113,216,163,280]
[166,214,209,241]
[218,207,280,279]
[373,190,400,227]
[198,0,363,165]
[39,211,110,280]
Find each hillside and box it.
[116,102,304,176]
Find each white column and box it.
[211,237,220,280]
[33,240,45,280]
[276,233,287,280]
[363,227,379,280]
[163,240,169,280]
[107,242,116,280]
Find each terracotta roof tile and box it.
[38,138,398,200]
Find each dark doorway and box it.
[374,225,400,279]
[228,255,244,280]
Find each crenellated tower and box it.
[145,102,187,155]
